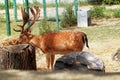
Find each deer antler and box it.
[25,6,40,32]
[14,6,40,33]
[13,7,29,33]
[20,7,29,28]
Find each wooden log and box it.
[113,48,120,61]
[0,44,36,70]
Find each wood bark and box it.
[113,48,120,61]
[0,44,36,70]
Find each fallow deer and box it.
[14,6,89,70]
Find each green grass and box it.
[91,6,120,18]
[74,25,120,43]
[0,20,56,40]
[0,19,120,43]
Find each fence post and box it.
[74,0,78,17]
[24,0,30,26]
[13,0,17,21]
[55,0,59,29]
[43,0,46,18]
[4,0,11,36]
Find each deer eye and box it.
[19,34,25,38]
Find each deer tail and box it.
[83,34,89,48]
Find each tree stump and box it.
[113,48,120,61]
[0,44,36,70]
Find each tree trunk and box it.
[113,48,120,61]
[0,44,36,70]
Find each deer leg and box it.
[50,54,55,70]
[46,54,51,70]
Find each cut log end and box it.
[0,44,36,70]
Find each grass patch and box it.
[74,24,120,43]
[1,19,120,42]
[113,8,120,18]
[91,6,120,18]
[91,6,105,18]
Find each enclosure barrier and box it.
[4,0,78,36]
[4,0,11,36]
[13,0,17,21]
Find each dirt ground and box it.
[36,39,120,72]
[1,38,120,80]
[35,18,120,73]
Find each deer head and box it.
[14,6,40,43]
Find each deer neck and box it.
[29,35,42,48]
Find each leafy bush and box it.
[91,6,106,18]
[113,8,120,18]
[60,4,77,28]
[0,15,5,22]
[79,0,120,5]
[8,0,13,9]
[103,9,113,18]
[0,3,4,10]
[91,6,120,18]
[0,0,13,10]
[79,0,103,5]
[88,0,103,4]
[102,0,120,5]
[29,0,42,7]
[37,18,56,35]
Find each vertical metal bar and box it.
[74,0,78,17]
[43,0,46,18]
[5,0,11,36]
[13,0,17,21]
[24,0,29,13]
[24,0,30,26]
[55,0,59,29]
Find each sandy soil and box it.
[36,39,120,72]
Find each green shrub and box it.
[37,18,56,35]
[103,9,113,18]
[0,0,13,10]
[0,15,5,22]
[91,6,120,18]
[91,6,106,18]
[102,0,120,5]
[113,8,120,18]
[79,0,103,5]
[88,0,103,4]
[8,0,13,9]
[0,3,4,10]
[60,4,77,28]
[29,0,42,7]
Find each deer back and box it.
[32,31,88,54]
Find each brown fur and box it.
[19,31,89,70]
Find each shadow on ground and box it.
[0,70,120,80]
